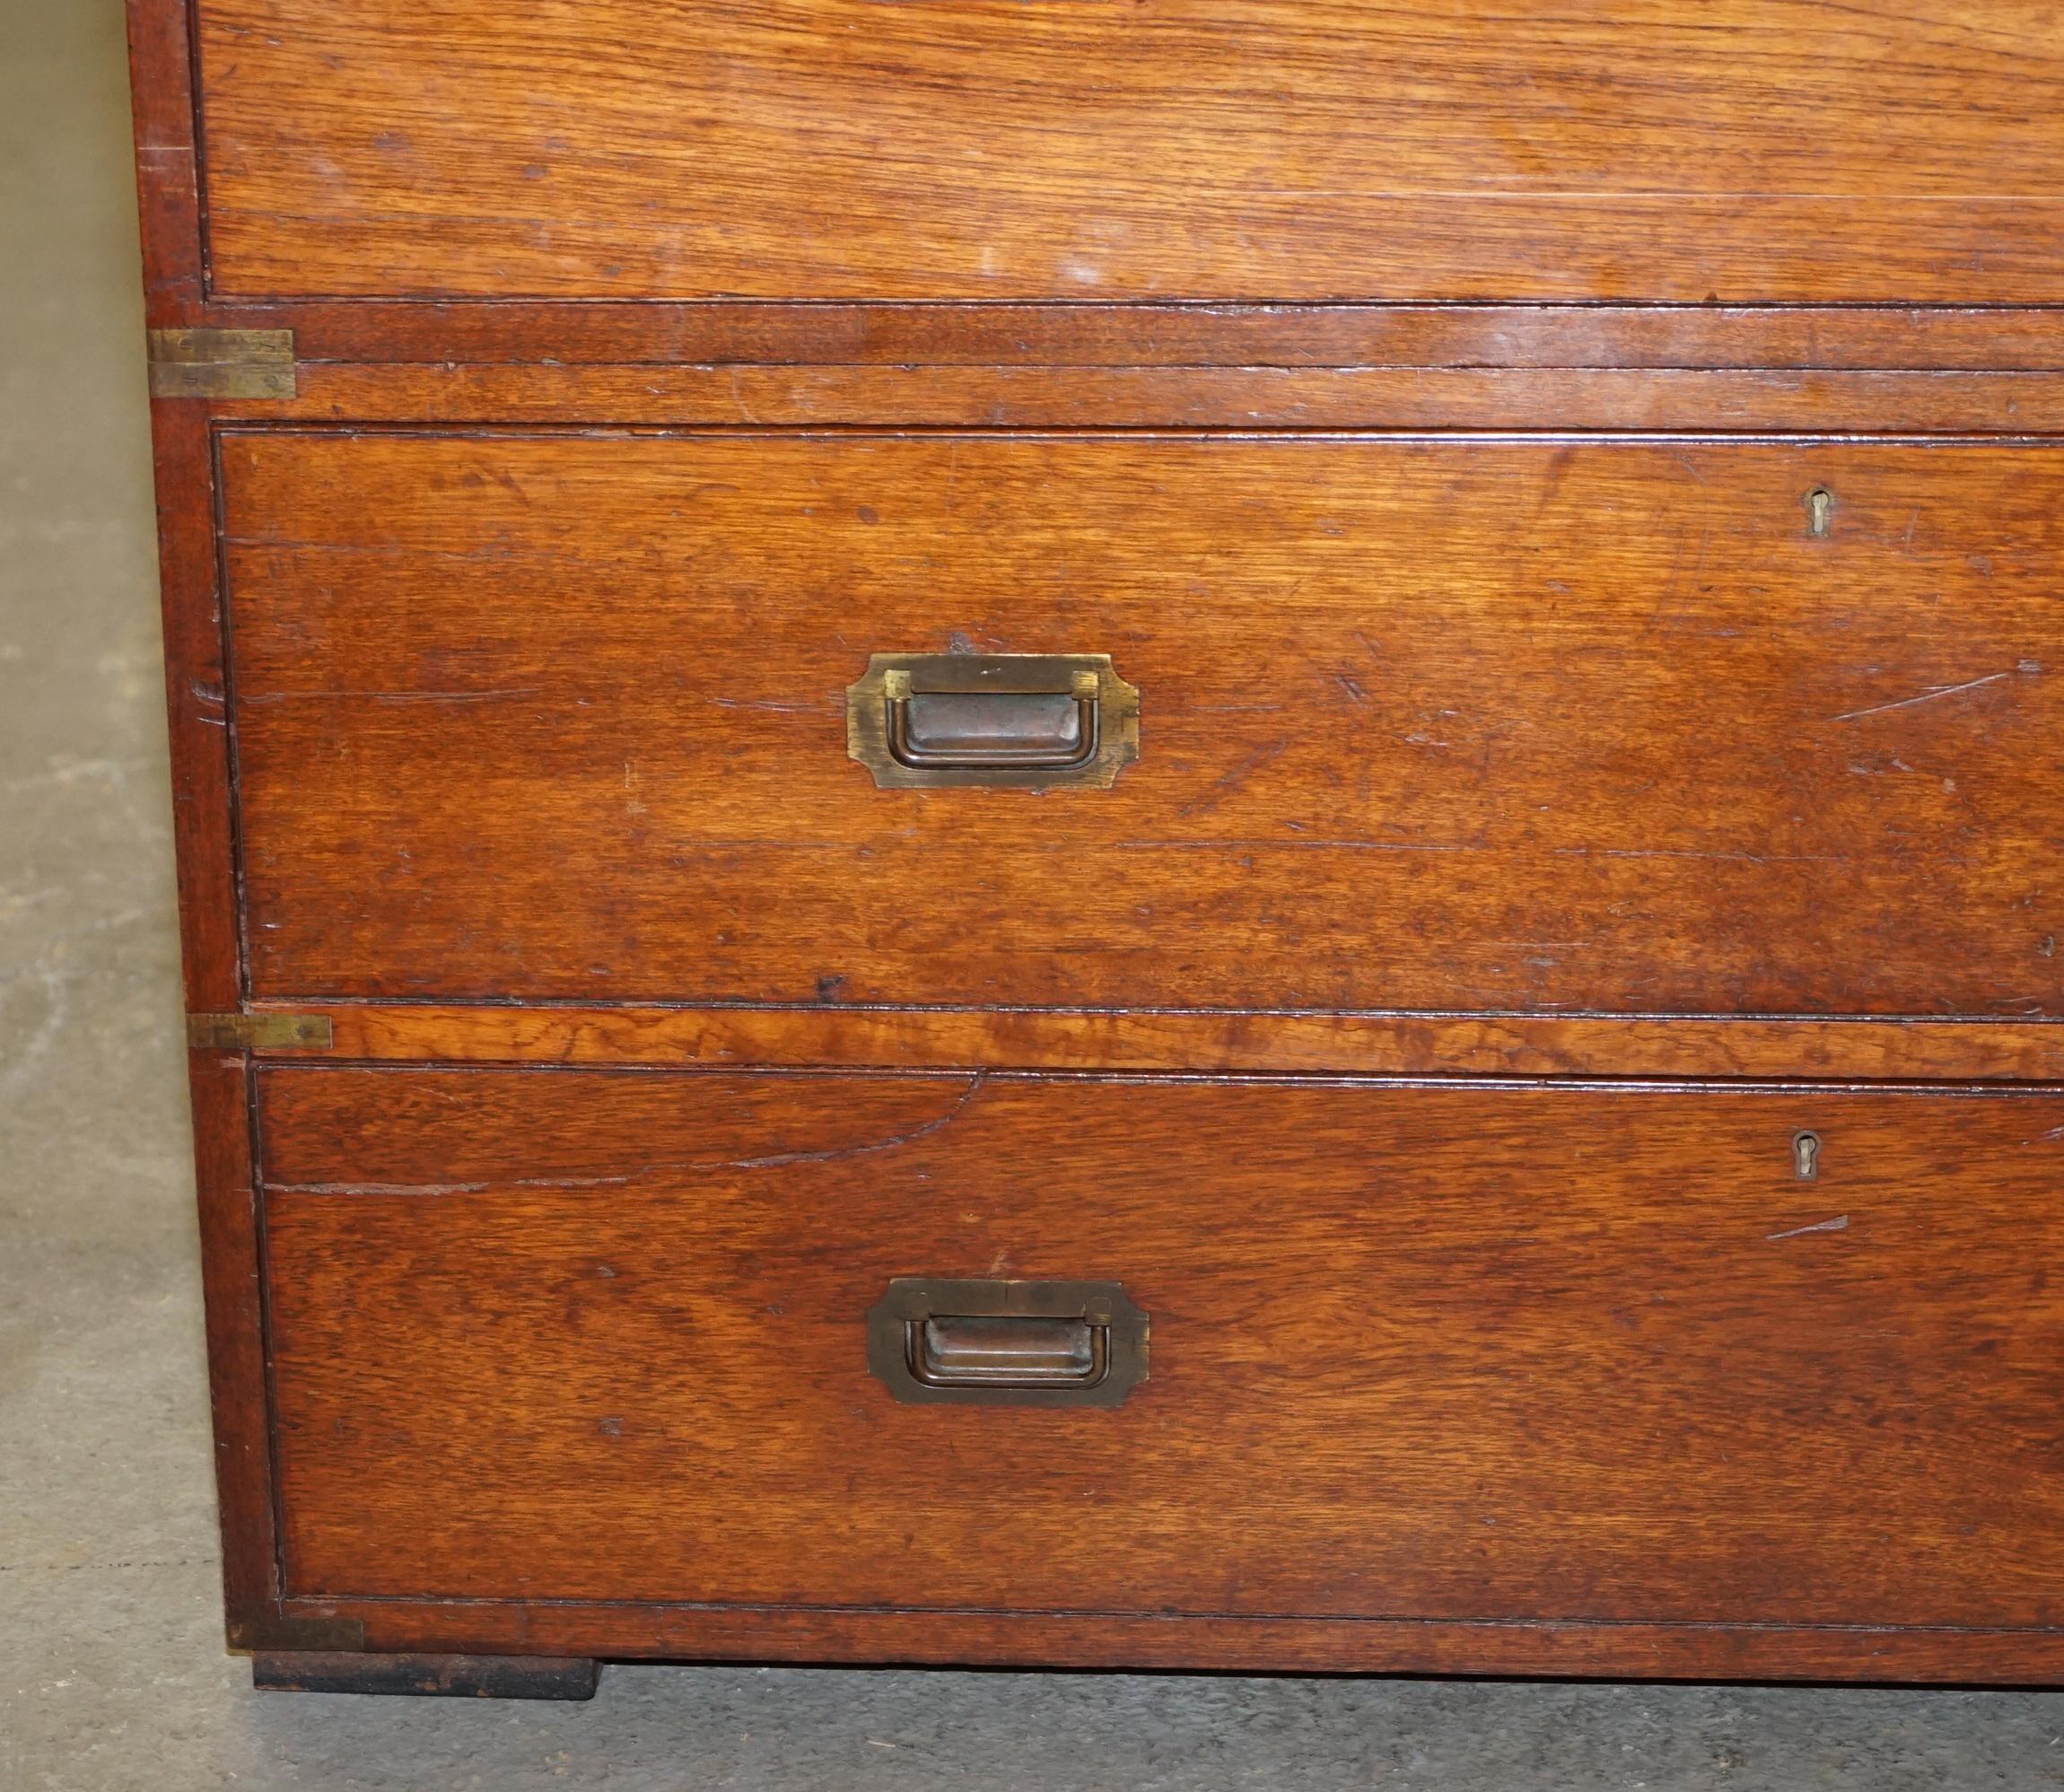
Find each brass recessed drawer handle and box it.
[846,652,1140,789]
[886,673,1099,773]
[915,1314,1103,1386]
[867,1277,1149,1407]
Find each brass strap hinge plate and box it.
[187,1011,333,1052]
[147,328,297,400]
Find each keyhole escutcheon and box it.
[1793,1130,1822,1180]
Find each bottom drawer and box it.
[258,1068,2064,1630]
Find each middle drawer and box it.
[220,430,2064,1015]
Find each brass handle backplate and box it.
[846,652,1140,789]
[866,1278,1149,1407]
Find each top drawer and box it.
[193,0,2064,302]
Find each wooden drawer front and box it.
[223,431,2064,1016]
[192,1,2064,302]
[260,1069,2064,1625]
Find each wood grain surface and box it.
[223,364,2064,433]
[260,1068,2064,1627]
[193,0,2064,302]
[257,1002,2064,1083]
[194,302,2064,372]
[222,430,2064,1017]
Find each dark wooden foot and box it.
[251,1651,600,1700]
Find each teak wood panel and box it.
[222,431,2064,1017]
[259,1069,2064,1627]
[190,0,2064,303]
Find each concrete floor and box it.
[4,0,2064,1786]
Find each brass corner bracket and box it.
[187,1011,333,1052]
[147,328,296,400]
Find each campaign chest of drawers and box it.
[130,0,2064,1696]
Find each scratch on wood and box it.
[727,367,762,424]
[1555,846,1847,865]
[1832,670,2016,723]
[369,689,544,705]
[270,1076,986,1195]
[1767,1214,1850,1241]
[1175,739,1290,818]
[715,1076,984,1169]
[1113,838,1482,853]
[241,688,543,706]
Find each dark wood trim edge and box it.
[251,1651,597,1698]
[282,1600,2064,1686]
[188,1053,288,1648]
[134,0,288,1648]
[124,0,204,322]
[147,405,238,1002]
[229,1613,367,1653]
